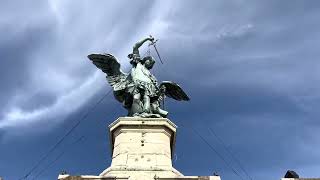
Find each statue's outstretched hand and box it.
[148,35,155,42]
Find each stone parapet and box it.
[58,174,221,180]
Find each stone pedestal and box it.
[100,117,182,179]
[58,117,221,180]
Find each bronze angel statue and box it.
[88,36,189,118]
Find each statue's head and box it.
[142,56,155,69]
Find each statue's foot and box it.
[156,108,168,118]
[133,112,162,118]
[132,113,140,117]
[141,113,162,118]
[143,108,151,114]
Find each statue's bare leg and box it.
[143,95,151,113]
[131,93,142,115]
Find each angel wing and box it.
[159,81,190,101]
[88,53,129,102]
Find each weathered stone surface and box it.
[58,174,221,180]
[100,117,182,179]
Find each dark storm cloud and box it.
[0,24,56,108]
[1,0,320,180]
[0,0,59,118]
[146,1,320,179]
[0,0,162,130]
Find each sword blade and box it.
[152,44,164,64]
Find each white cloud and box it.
[0,0,175,133]
[216,23,254,39]
[0,71,105,129]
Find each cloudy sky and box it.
[1,0,320,180]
